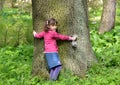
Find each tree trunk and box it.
[4,27,8,46]
[32,0,97,79]
[11,0,18,8]
[0,0,4,11]
[99,0,116,34]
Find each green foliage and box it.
[0,45,33,85]
[0,8,33,47]
[87,17,120,85]
[90,24,120,67]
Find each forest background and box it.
[0,0,120,85]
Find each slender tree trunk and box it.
[4,27,8,46]
[15,27,21,46]
[99,0,116,34]
[0,0,4,11]
[32,0,97,79]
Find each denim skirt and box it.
[45,53,61,69]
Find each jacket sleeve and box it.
[34,31,44,38]
[52,31,71,40]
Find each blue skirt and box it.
[45,53,61,69]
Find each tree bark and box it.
[99,0,116,34]
[32,0,97,79]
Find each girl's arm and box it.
[52,32,76,41]
[33,30,44,38]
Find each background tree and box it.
[11,0,17,8]
[0,0,5,10]
[99,0,116,34]
[32,0,97,79]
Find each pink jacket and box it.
[34,30,71,52]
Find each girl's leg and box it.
[51,65,62,80]
[50,68,54,80]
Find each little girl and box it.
[33,18,76,80]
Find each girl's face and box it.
[49,25,57,30]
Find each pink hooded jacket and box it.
[34,30,71,53]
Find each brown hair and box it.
[44,18,58,32]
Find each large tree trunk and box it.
[99,0,116,34]
[32,0,97,79]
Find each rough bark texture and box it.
[99,0,116,34]
[32,0,97,79]
[65,0,97,77]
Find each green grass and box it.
[0,45,33,85]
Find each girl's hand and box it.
[33,30,37,36]
[69,36,77,41]
[69,34,77,41]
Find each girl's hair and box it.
[44,18,58,32]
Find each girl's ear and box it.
[46,20,48,25]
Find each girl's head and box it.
[44,18,58,32]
